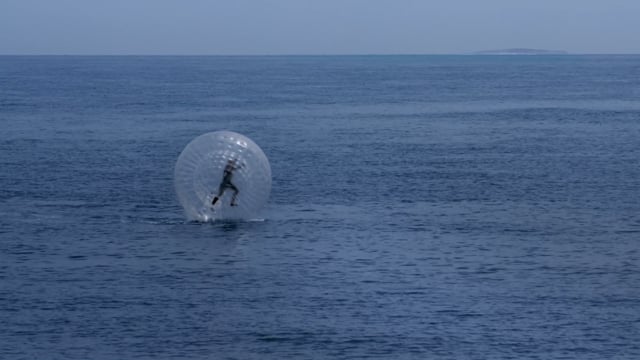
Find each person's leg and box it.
[212,184,226,205]
[230,184,239,206]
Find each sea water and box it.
[1,55,639,359]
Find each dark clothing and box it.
[212,161,240,206]
[218,173,238,196]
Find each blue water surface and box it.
[1,55,640,359]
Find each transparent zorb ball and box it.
[174,131,271,221]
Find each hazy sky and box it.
[1,0,639,55]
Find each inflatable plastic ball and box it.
[174,131,271,221]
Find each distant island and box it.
[474,48,568,55]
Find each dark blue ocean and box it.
[1,55,640,359]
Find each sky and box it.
[1,0,639,55]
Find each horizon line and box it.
[1,52,639,57]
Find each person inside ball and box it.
[212,159,243,207]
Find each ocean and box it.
[1,55,639,359]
